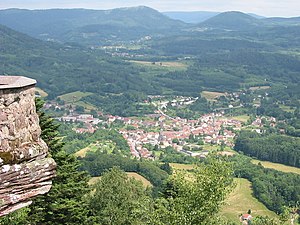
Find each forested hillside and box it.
[1,7,300,95]
[200,11,262,30]
[0,25,157,96]
[235,131,300,167]
[0,7,188,44]
[232,155,300,214]
[1,14,300,116]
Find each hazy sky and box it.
[0,0,299,17]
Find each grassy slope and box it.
[74,145,93,158]
[126,172,152,187]
[88,173,152,187]
[252,159,300,175]
[170,163,195,170]
[58,91,96,110]
[170,163,278,223]
[229,115,250,123]
[58,91,93,103]
[35,87,48,97]
[221,178,277,222]
[75,141,115,158]
[201,91,225,101]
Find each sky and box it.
[0,0,299,17]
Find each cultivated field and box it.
[252,159,300,175]
[130,60,187,69]
[202,144,233,152]
[74,145,95,158]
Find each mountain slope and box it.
[0,24,158,99]
[0,7,188,45]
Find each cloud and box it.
[0,0,299,17]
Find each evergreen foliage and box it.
[27,99,91,225]
[0,208,30,225]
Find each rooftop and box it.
[0,76,36,90]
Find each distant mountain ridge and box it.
[163,11,220,23]
[163,11,264,24]
[0,6,188,45]
[0,6,299,45]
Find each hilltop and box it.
[200,11,261,30]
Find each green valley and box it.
[1,5,300,225]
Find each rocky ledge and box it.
[0,76,56,217]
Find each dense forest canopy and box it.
[235,131,300,167]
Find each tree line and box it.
[231,155,300,214]
[235,131,300,167]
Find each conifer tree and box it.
[27,99,91,225]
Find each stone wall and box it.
[0,79,56,217]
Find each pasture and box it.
[252,159,300,175]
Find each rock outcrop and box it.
[0,76,56,217]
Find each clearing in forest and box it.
[129,60,188,69]
[58,91,96,110]
[88,173,152,187]
[75,141,115,158]
[252,159,300,175]
[229,115,250,123]
[170,163,195,170]
[35,87,48,97]
[201,91,226,101]
[249,86,271,91]
[58,91,93,103]
[126,172,152,187]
